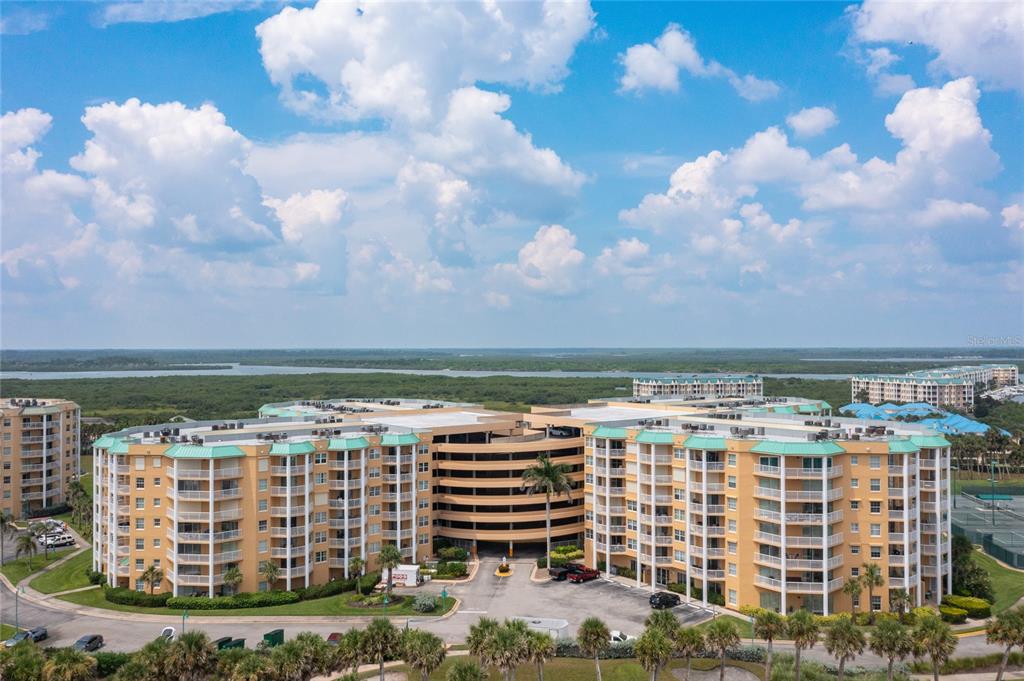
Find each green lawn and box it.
[58,588,456,618]
[0,548,76,585]
[358,656,764,681]
[972,550,1024,613]
[0,624,17,640]
[29,549,93,594]
[696,614,755,639]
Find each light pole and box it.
[14,585,24,630]
[990,459,997,527]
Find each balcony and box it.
[270,507,306,517]
[329,479,362,490]
[888,554,908,565]
[785,466,843,479]
[271,485,310,496]
[328,459,362,470]
[328,517,362,530]
[654,536,673,546]
[754,487,781,499]
[271,545,308,558]
[175,573,226,586]
[271,464,312,476]
[271,526,307,538]
[328,537,361,549]
[382,529,414,540]
[754,464,781,476]
[755,553,782,566]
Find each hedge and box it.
[942,595,991,619]
[93,652,132,677]
[437,546,468,561]
[939,605,968,624]
[435,561,467,578]
[105,587,172,608]
[535,556,572,569]
[910,651,1024,675]
[358,572,380,595]
[554,640,765,663]
[25,504,71,519]
[294,578,355,601]
[166,591,299,610]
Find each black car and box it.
[73,634,103,652]
[26,627,47,643]
[649,592,681,609]
[548,564,584,581]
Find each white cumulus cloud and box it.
[498,224,585,294]
[786,107,838,138]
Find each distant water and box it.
[0,363,847,381]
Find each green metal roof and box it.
[92,435,118,450]
[328,436,369,450]
[269,442,317,455]
[164,443,245,459]
[750,441,844,455]
[591,426,627,439]
[887,439,920,454]
[108,439,130,454]
[773,406,796,414]
[684,435,727,451]
[381,433,420,446]
[635,431,676,445]
[910,435,951,449]
[819,401,833,410]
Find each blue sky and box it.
[1,1,1021,349]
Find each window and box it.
[851,566,860,577]
[626,500,637,511]
[728,589,737,605]
[258,581,268,592]
[135,518,145,530]
[258,520,268,532]
[152,457,161,468]
[870,523,881,536]
[674,448,685,460]
[674,509,684,521]
[727,453,736,467]
[674,488,685,500]
[136,538,144,550]
[135,458,144,471]
[135,559,144,571]
[728,563,736,576]
[727,475,737,489]
[258,459,269,472]
[153,538,160,548]
[418,516,428,527]
[135,477,145,489]
[370,523,381,535]
[258,540,267,553]
[315,472,327,485]
[728,541,737,554]
[869,455,881,470]
[418,480,428,491]
[851,523,859,533]
[258,499,268,512]
[315,551,327,563]
[851,478,859,489]
[674,549,685,561]
[419,534,429,545]
[728,519,736,532]
[369,486,381,497]
[418,462,429,473]
[135,578,146,592]
[850,455,858,466]
[370,504,381,516]
[153,518,161,528]
[418,499,429,509]
[135,498,144,509]
[851,545,860,555]
[369,449,380,459]
[871,595,882,612]
[870,479,881,492]
[674,529,685,541]
[258,479,268,492]
[153,497,161,508]
[153,477,161,487]
[727,498,737,511]
[870,546,881,559]
[850,500,860,510]
[314,511,327,524]
[870,501,881,514]
[627,519,637,531]
[315,531,326,543]
[315,452,327,465]
[627,538,637,550]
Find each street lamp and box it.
[990,459,997,527]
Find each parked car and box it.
[26,627,47,643]
[566,566,600,583]
[326,632,344,646]
[548,564,584,581]
[609,630,635,644]
[73,634,103,652]
[159,627,176,642]
[649,591,680,609]
[40,533,75,548]
[3,631,30,648]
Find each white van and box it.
[41,533,75,548]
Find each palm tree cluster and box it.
[987,605,1024,681]
[65,478,93,539]
[467,617,553,681]
[1,509,16,566]
[841,562,886,622]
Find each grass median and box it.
[58,588,456,618]
[29,549,93,594]
[1,548,76,585]
[972,549,1024,613]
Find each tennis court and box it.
[952,492,1024,568]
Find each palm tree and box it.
[348,555,365,578]
[169,631,216,681]
[259,560,280,589]
[861,563,884,622]
[824,615,866,681]
[524,630,554,681]
[842,576,863,614]
[402,629,447,681]
[125,636,172,681]
[223,565,243,595]
[227,651,270,681]
[293,631,332,680]
[577,616,610,681]
[674,627,705,681]
[0,509,15,566]
[15,532,37,570]
[889,589,912,617]
[521,455,572,568]
[1,638,45,681]
[467,617,500,664]
[704,617,740,681]
[787,609,821,681]
[42,647,97,681]
[645,609,680,638]
[986,605,1024,681]
[141,563,164,594]
[913,614,957,681]
[269,640,306,681]
[360,617,401,681]
[870,618,914,681]
[29,522,50,560]
[635,626,673,681]
[331,629,363,677]
[446,659,488,681]
[378,543,403,598]
[752,609,786,681]
[481,620,529,681]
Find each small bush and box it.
[412,594,436,612]
[854,612,874,626]
[435,561,467,578]
[105,587,171,608]
[668,582,688,594]
[85,569,106,585]
[295,578,355,601]
[358,572,380,595]
[93,652,132,677]
[166,591,299,610]
[555,640,636,659]
[437,546,468,561]
[942,595,991,619]
[615,566,636,579]
[707,591,725,606]
[939,605,967,624]
[535,556,569,569]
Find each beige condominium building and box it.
[851,364,1019,411]
[568,396,953,615]
[1,398,81,519]
[92,399,583,596]
[633,374,763,399]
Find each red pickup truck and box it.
[567,566,600,583]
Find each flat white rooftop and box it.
[364,410,498,429]
[568,406,687,422]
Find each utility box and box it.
[213,637,232,650]
[263,629,284,647]
[225,639,245,650]
[388,564,421,588]
[511,617,570,640]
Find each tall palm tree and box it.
[576,617,610,681]
[348,555,365,578]
[824,615,866,681]
[752,609,786,681]
[29,523,50,561]
[870,618,914,681]
[787,609,820,681]
[223,565,243,595]
[645,609,680,638]
[521,455,572,568]
[524,630,554,681]
[169,631,216,681]
[889,589,912,617]
[704,617,740,681]
[986,605,1024,681]
[360,617,401,681]
[635,625,673,681]
[378,543,403,598]
[402,629,447,681]
[0,509,15,566]
[861,563,884,622]
[913,614,957,681]
[445,659,488,681]
[467,617,500,665]
[842,577,863,615]
[331,629,363,677]
[258,560,280,589]
[481,620,529,681]
[15,532,37,570]
[42,647,97,681]
[141,563,164,594]
[674,627,705,681]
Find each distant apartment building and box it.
[851,364,1020,411]
[1,398,81,518]
[633,375,763,399]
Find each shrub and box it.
[942,595,991,619]
[85,569,106,585]
[436,561,467,578]
[437,546,468,561]
[551,545,583,560]
[535,556,569,569]
[105,587,171,608]
[668,582,688,594]
[555,640,636,659]
[166,591,299,610]
[358,571,380,595]
[707,591,725,606]
[854,612,874,626]
[939,605,967,624]
[93,652,132,677]
[412,594,436,612]
[25,504,71,519]
[910,651,1024,675]
[295,579,355,601]
[615,566,636,579]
